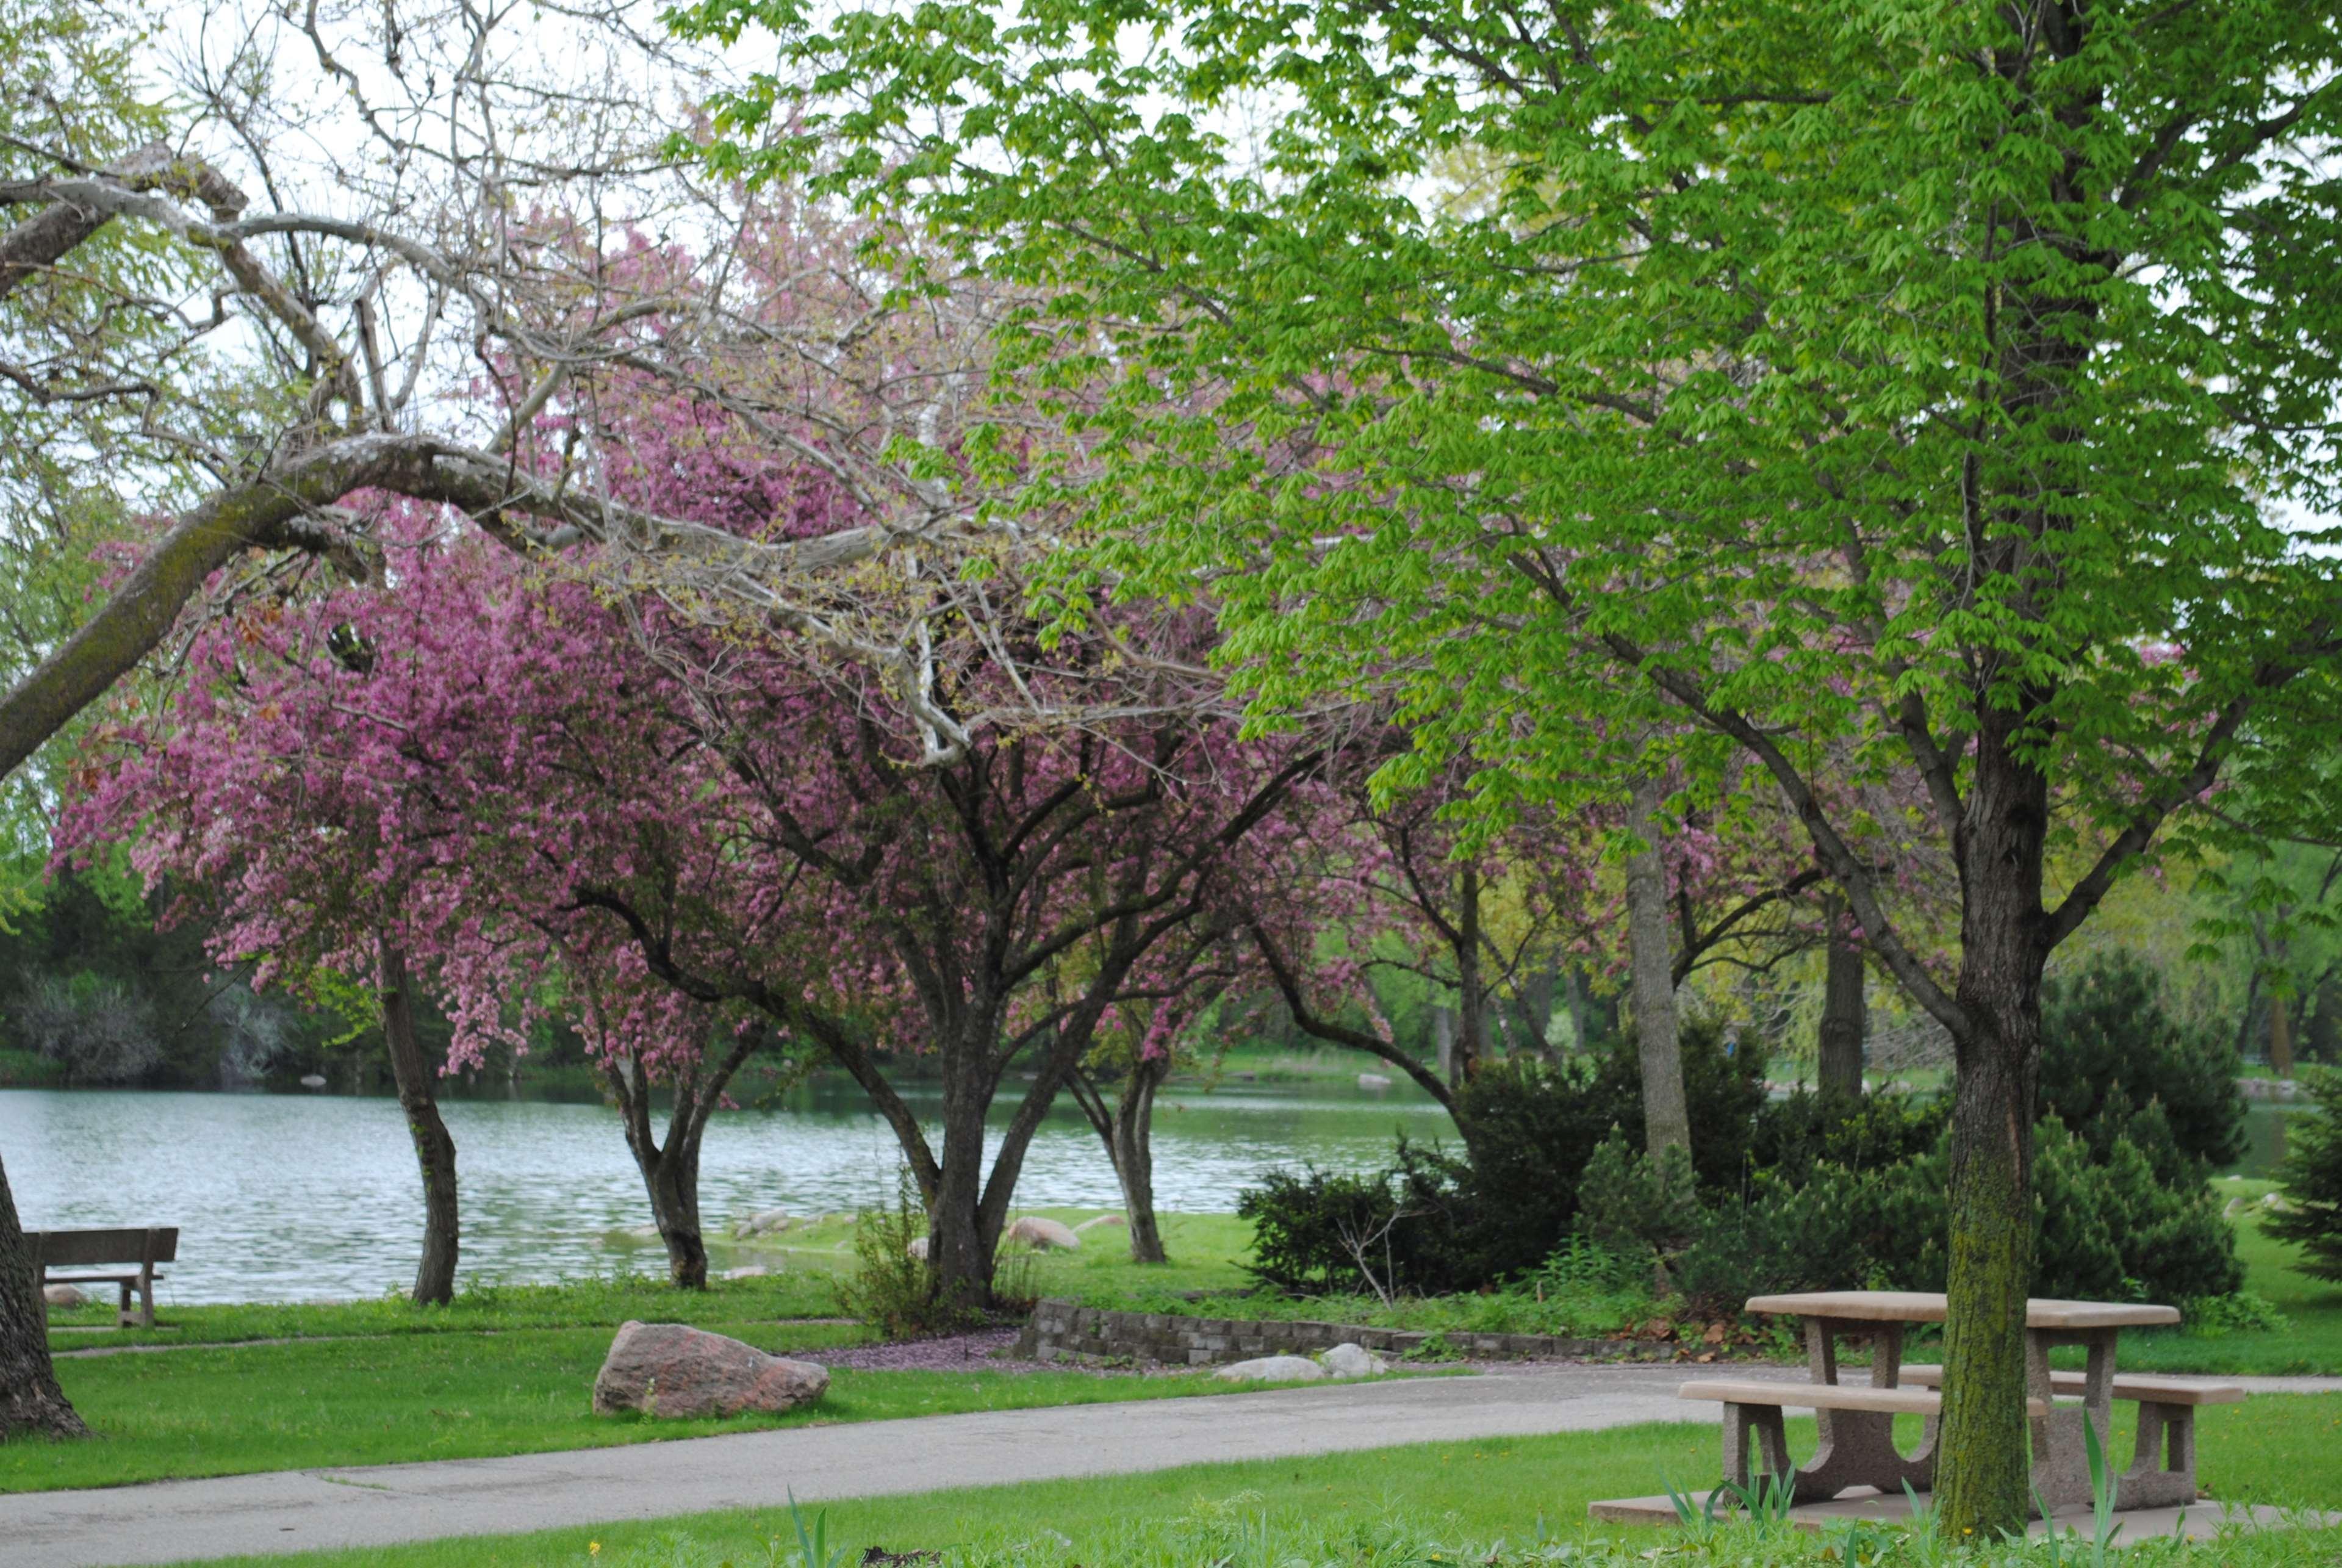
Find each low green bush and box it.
[833,1170,981,1338]
[1581,1114,2244,1315]
[2039,951,2249,1182]
[2267,1065,2342,1281]
[1237,1018,1769,1296]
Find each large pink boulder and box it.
[592,1321,829,1419]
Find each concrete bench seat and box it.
[1897,1365,2244,1406]
[1679,1379,2049,1418]
[1679,1379,2055,1503]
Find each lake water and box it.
[0,1077,1451,1303]
[0,1082,2308,1305]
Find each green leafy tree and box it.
[680,0,2342,1531]
[2268,1068,2342,1282]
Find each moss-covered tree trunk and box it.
[1933,721,2047,1537]
[0,1153,85,1440]
[378,937,459,1307]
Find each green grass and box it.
[8,1320,1240,1492]
[724,1207,1260,1304]
[171,1395,2342,1568]
[2113,1184,2342,1376]
[45,1272,850,1348]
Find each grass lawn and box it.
[174,1395,2342,1568]
[6,1320,1239,1493]
[2113,1185,2342,1377]
[44,1273,850,1348]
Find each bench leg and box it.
[1721,1404,1792,1493]
[117,1282,134,1329]
[2115,1403,2197,1510]
[138,1267,154,1329]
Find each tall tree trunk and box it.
[1933,730,2047,1539]
[1069,1057,1172,1265]
[922,1009,1002,1315]
[1625,775,1690,1156]
[1517,965,1561,1063]
[378,937,459,1306]
[1453,862,1485,1085]
[0,1153,85,1440]
[1817,893,1867,1098]
[605,1035,758,1289]
[2269,993,2297,1079]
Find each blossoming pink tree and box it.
[70,369,1335,1309]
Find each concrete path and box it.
[5,1367,2336,1568]
[0,1364,1779,1568]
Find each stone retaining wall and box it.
[1014,1297,1670,1366]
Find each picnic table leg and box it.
[2115,1401,2199,1510]
[2027,1327,2118,1513]
[1722,1403,1794,1492]
[1788,1318,1931,1504]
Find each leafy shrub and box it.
[2266,1064,2342,1280]
[2180,1290,2290,1337]
[1238,1164,1436,1296]
[833,1169,975,1338]
[1581,1015,1772,1191]
[2039,951,2247,1182]
[1745,1089,1947,1184]
[1569,1116,2240,1314]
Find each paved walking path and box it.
[5,1367,2337,1568]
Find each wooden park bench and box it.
[1679,1379,2050,1502]
[29,1228,177,1328]
[1900,1364,2243,1508]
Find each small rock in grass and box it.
[1215,1354,1326,1383]
[42,1284,88,1309]
[1004,1216,1080,1251]
[1317,1342,1389,1378]
[906,1235,929,1260]
[592,1321,828,1419]
[1357,1073,1393,1090]
[720,1265,771,1279]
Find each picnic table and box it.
[1677,1289,2239,1514]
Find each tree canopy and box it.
[676,0,2342,1531]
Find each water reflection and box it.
[0,1077,1449,1303]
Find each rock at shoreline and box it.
[719,1264,771,1279]
[42,1284,88,1309]
[1357,1073,1393,1090]
[1005,1216,1080,1251]
[731,1207,797,1239]
[1318,1342,1390,1378]
[592,1321,828,1419]
[298,1074,328,1089]
[1215,1354,1326,1383]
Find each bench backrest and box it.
[27,1228,178,1269]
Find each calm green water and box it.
[0,1073,1449,1303]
